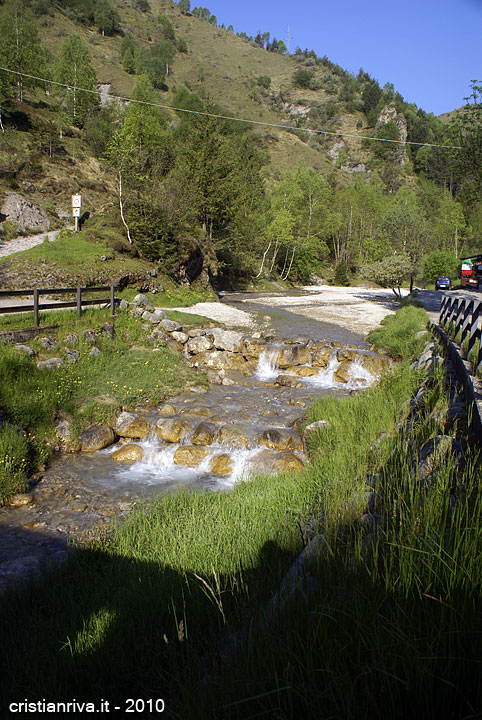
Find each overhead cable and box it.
[0,66,463,150]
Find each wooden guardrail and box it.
[439,294,482,367]
[0,285,119,327]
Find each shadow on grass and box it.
[1,525,481,720]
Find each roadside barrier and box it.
[439,294,482,369]
[0,285,119,327]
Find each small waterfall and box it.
[256,347,280,381]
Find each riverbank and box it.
[177,285,411,336]
[1,306,480,718]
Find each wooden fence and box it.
[439,294,482,367]
[0,285,119,327]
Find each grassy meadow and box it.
[0,305,480,717]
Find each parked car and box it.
[435,276,452,291]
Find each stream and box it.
[0,295,377,593]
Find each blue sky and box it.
[201,0,481,116]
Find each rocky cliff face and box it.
[0,193,50,234]
[376,103,408,165]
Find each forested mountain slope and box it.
[0,0,480,289]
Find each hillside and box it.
[0,0,475,291]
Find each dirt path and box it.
[0,228,68,259]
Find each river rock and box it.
[15,344,35,357]
[38,336,57,350]
[302,420,330,444]
[259,428,304,451]
[276,375,302,388]
[111,444,144,463]
[360,355,389,374]
[195,350,247,371]
[82,329,98,345]
[293,366,317,377]
[243,338,267,358]
[208,328,244,353]
[173,445,209,466]
[191,421,217,445]
[171,331,188,344]
[312,346,332,368]
[64,349,79,363]
[36,357,64,370]
[89,347,102,358]
[132,294,152,308]
[114,411,151,438]
[334,361,352,383]
[183,406,212,417]
[160,318,182,333]
[209,453,233,477]
[79,424,116,452]
[64,332,79,347]
[9,493,34,507]
[153,308,167,320]
[100,323,116,339]
[142,311,160,324]
[156,417,191,443]
[187,335,214,354]
[188,328,208,338]
[278,344,310,368]
[337,348,358,362]
[158,402,178,415]
[55,419,71,441]
[249,449,305,474]
[217,423,258,448]
[165,338,183,354]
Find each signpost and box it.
[72,194,82,232]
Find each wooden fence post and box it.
[468,300,481,360]
[33,288,39,327]
[77,287,82,318]
[110,285,115,317]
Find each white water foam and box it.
[256,347,280,381]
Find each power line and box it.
[0,65,463,150]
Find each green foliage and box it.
[293,67,314,89]
[368,305,428,358]
[256,74,271,89]
[0,0,51,103]
[54,34,98,126]
[93,0,119,36]
[424,249,459,283]
[362,253,413,298]
[334,258,350,285]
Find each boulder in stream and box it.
[259,428,304,451]
[79,424,116,452]
[156,417,191,443]
[249,449,305,474]
[112,444,144,463]
[114,411,152,439]
[174,445,209,467]
[209,453,233,477]
[191,421,217,445]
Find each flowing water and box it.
[0,295,378,592]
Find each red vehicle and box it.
[461,255,482,289]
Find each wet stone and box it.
[191,421,217,445]
[209,453,233,477]
[111,444,144,463]
[173,445,209,467]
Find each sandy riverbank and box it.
[176,286,410,336]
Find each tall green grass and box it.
[368,305,428,358]
[0,307,207,501]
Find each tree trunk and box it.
[118,171,133,244]
[255,240,272,278]
[0,109,4,134]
